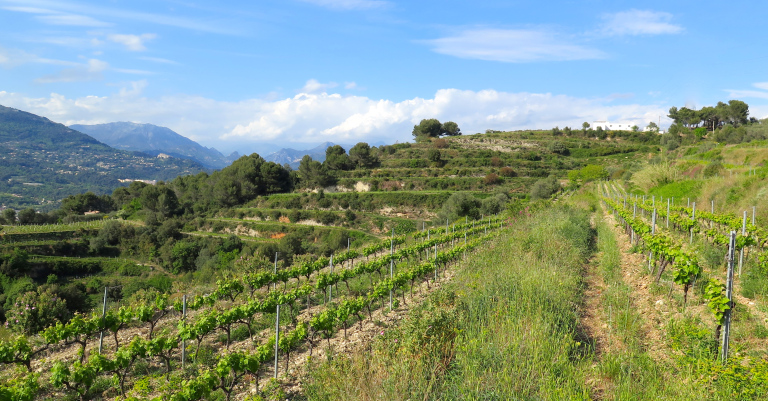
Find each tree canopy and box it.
[412,119,461,139]
[668,100,749,129]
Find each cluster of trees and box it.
[297,143,380,189]
[437,191,511,222]
[412,119,461,141]
[668,100,751,129]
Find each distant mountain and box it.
[0,105,207,210]
[265,142,335,169]
[70,122,230,169]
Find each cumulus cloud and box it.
[301,79,338,93]
[600,10,683,36]
[422,29,605,63]
[298,0,389,10]
[107,33,157,51]
[0,85,669,151]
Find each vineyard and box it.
[5,125,768,400]
[0,218,505,400]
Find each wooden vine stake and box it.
[722,232,736,363]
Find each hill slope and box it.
[0,105,207,209]
[70,122,231,169]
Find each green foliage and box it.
[437,192,481,222]
[549,141,569,155]
[442,121,461,136]
[298,156,335,188]
[6,288,70,334]
[349,142,378,168]
[323,145,353,171]
[412,118,443,139]
[427,149,442,166]
[647,180,701,199]
[703,161,724,178]
[660,133,681,150]
[530,176,561,200]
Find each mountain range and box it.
[70,122,237,169]
[264,141,335,169]
[0,105,207,210]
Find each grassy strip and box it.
[593,211,706,400]
[301,205,596,400]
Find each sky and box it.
[2,0,768,155]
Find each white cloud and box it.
[753,82,768,91]
[0,46,79,68]
[344,82,358,89]
[139,56,179,65]
[0,85,670,151]
[107,34,157,51]
[600,10,683,36]
[301,79,338,93]
[422,29,606,63]
[35,14,111,27]
[725,89,768,100]
[35,58,109,83]
[298,0,389,10]
[2,0,239,34]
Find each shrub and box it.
[703,161,723,178]
[490,157,503,167]
[499,167,516,177]
[433,138,449,149]
[530,177,561,200]
[549,141,569,155]
[6,288,70,334]
[483,173,501,185]
[438,192,481,222]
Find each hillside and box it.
[0,105,208,210]
[4,124,768,400]
[70,122,232,169]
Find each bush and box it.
[703,161,723,178]
[438,192,481,222]
[530,177,561,200]
[499,167,516,177]
[5,288,70,334]
[483,173,501,185]
[433,138,449,149]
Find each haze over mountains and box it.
[70,122,237,169]
[0,105,206,209]
[69,122,355,170]
[0,103,387,209]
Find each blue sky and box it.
[1,0,767,155]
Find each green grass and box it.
[648,179,702,199]
[302,206,597,400]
